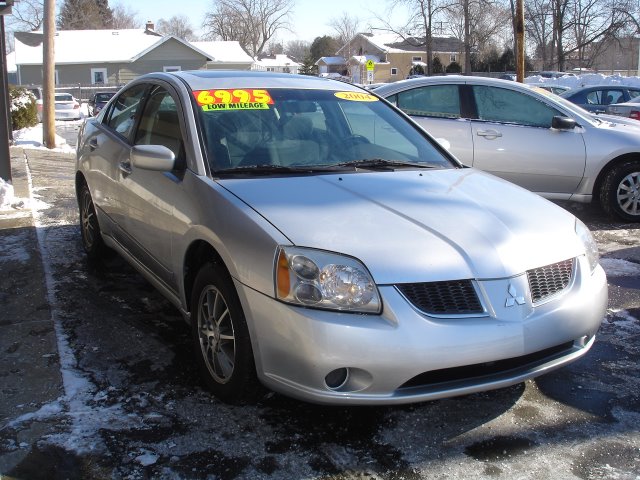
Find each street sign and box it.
[367,71,374,83]
[366,60,375,71]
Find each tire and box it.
[601,160,640,222]
[190,262,260,403]
[78,183,106,259]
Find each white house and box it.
[252,54,300,74]
[190,41,254,70]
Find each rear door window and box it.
[395,85,461,118]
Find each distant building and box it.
[315,56,347,76]
[252,54,300,74]
[334,33,464,83]
[585,37,640,75]
[14,24,212,86]
[191,41,254,70]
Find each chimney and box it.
[145,20,154,32]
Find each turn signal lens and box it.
[276,249,291,298]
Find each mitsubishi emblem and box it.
[505,284,526,307]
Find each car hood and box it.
[219,169,581,284]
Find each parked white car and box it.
[376,76,640,221]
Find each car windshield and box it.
[55,93,73,102]
[195,88,453,173]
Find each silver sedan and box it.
[376,76,640,222]
[605,96,640,120]
[76,71,607,405]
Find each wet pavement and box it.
[0,147,639,479]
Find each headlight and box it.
[575,219,599,272]
[275,246,381,313]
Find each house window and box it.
[91,68,107,85]
[163,66,181,72]
[391,68,398,75]
[55,70,59,85]
[450,54,457,63]
[267,67,274,72]
[412,56,422,62]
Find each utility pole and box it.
[0,1,14,183]
[42,0,56,148]
[515,0,525,82]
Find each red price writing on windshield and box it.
[194,89,274,105]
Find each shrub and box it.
[446,61,462,73]
[9,86,38,130]
[432,56,444,74]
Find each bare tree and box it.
[285,39,311,62]
[375,0,449,75]
[111,3,141,29]
[525,0,554,69]
[329,12,361,46]
[7,0,44,31]
[5,0,44,51]
[157,15,196,40]
[202,0,293,58]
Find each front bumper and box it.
[237,256,607,405]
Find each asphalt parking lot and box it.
[1,146,639,480]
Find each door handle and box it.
[119,161,132,175]
[476,129,502,139]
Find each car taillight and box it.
[37,104,43,111]
[73,104,80,109]
[630,110,640,120]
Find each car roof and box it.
[374,75,534,95]
[160,70,365,92]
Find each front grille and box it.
[527,258,574,304]
[396,280,484,315]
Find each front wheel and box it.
[78,183,106,258]
[601,160,640,222]
[190,263,260,403]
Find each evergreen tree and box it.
[58,0,113,30]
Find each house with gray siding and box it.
[14,24,212,87]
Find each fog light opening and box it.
[325,368,349,390]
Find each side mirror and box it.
[130,145,176,171]
[552,115,577,130]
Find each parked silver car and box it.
[76,71,607,405]
[376,76,640,221]
[605,96,640,120]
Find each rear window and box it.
[55,93,73,101]
[95,93,114,102]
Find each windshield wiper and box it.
[214,164,339,175]
[328,159,438,171]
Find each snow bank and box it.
[12,123,76,153]
[0,177,14,209]
[525,73,640,89]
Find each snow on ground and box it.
[4,157,146,455]
[600,257,640,277]
[12,122,77,153]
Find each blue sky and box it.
[122,0,397,43]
